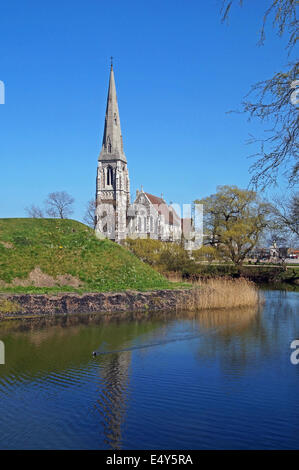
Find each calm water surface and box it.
[0,289,298,449]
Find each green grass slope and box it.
[0,218,172,293]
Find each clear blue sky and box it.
[0,0,290,221]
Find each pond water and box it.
[0,290,298,450]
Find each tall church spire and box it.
[99,61,126,162]
[96,62,130,243]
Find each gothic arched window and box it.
[107,166,113,186]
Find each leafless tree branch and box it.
[45,191,74,219]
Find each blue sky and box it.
[0,0,291,221]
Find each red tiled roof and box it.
[144,192,180,226]
[145,193,164,206]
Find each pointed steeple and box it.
[99,61,126,162]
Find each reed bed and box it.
[178,277,261,311]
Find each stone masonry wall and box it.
[0,289,194,318]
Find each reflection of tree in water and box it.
[264,290,299,335]
[192,306,261,374]
[94,351,131,450]
[193,291,299,375]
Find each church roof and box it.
[144,192,181,226]
[145,193,164,206]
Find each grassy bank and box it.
[0,218,178,293]
[0,279,261,318]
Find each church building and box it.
[95,62,193,245]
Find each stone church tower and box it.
[95,62,130,243]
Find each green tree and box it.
[125,237,192,272]
[196,185,270,265]
[159,243,192,272]
[192,245,219,264]
[125,238,163,266]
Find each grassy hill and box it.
[0,218,173,293]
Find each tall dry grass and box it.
[164,271,188,283]
[178,277,261,311]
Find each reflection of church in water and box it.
[93,306,259,449]
[95,351,131,450]
[95,62,194,246]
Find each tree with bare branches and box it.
[221,0,298,188]
[83,199,96,229]
[25,204,44,218]
[270,192,299,237]
[221,0,298,50]
[45,191,74,219]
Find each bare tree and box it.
[221,0,298,188]
[45,191,74,219]
[221,0,297,51]
[25,204,44,218]
[83,199,96,229]
[270,192,299,237]
[243,63,298,188]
